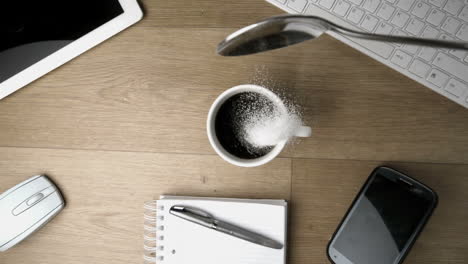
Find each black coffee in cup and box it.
[214,92,274,159]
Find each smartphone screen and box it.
[328,168,437,264]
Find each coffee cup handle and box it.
[294,126,312,137]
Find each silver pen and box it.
[169,205,283,249]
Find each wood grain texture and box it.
[137,0,283,28]
[290,159,468,264]
[0,27,467,163]
[0,147,291,264]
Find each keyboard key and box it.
[441,17,461,34]
[391,29,407,46]
[349,0,363,4]
[288,0,308,12]
[376,22,394,34]
[418,47,438,61]
[443,0,464,16]
[377,3,395,20]
[439,34,454,51]
[363,0,381,13]
[377,4,395,20]
[412,2,431,18]
[396,0,414,11]
[427,69,449,87]
[445,78,467,97]
[433,53,468,82]
[449,49,467,59]
[333,0,351,16]
[406,18,425,35]
[352,38,395,58]
[319,0,336,9]
[420,25,440,38]
[392,10,410,27]
[409,59,432,77]
[428,0,446,7]
[456,24,468,40]
[391,50,412,68]
[403,44,420,54]
[427,9,446,26]
[459,6,468,22]
[439,33,454,41]
[392,29,407,36]
[361,14,379,31]
[348,7,365,24]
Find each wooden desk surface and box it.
[1,1,467,263]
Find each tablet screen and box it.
[0,1,124,83]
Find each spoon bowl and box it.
[217,16,329,56]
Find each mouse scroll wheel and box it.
[12,186,57,216]
[26,193,45,206]
[28,186,56,205]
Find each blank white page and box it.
[156,197,287,264]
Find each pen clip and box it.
[182,206,213,218]
[170,205,213,220]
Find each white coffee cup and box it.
[207,84,312,167]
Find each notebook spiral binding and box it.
[144,201,165,263]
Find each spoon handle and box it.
[330,23,468,50]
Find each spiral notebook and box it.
[143,195,288,264]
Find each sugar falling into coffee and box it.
[243,110,303,148]
[237,92,305,150]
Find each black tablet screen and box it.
[0,1,124,83]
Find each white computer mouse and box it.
[0,175,65,252]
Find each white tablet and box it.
[0,0,143,100]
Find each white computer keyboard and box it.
[265,0,468,108]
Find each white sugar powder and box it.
[235,92,305,149]
[243,111,303,148]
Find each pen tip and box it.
[264,240,283,250]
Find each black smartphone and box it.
[327,166,438,264]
